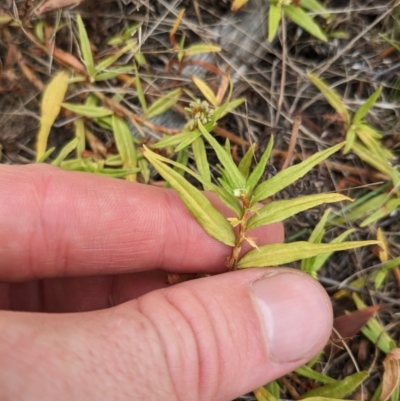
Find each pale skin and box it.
[0,164,333,401]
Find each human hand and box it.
[0,164,333,401]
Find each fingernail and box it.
[252,271,332,363]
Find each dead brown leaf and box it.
[381,348,400,401]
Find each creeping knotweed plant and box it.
[143,119,378,272]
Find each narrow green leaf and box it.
[284,5,328,42]
[299,371,368,399]
[308,74,350,125]
[36,70,70,161]
[112,115,137,181]
[246,136,274,194]
[252,142,344,204]
[37,147,56,163]
[143,147,236,246]
[355,125,393,160]
[198,121,246,191]
[152,131,193,149]
[237,240,379,268]
[212,98,245,122]
[248,193,351,230]
[295,365,337,384]
[95,66,135,82]
[352,293,394,354]
[343,125,356,154]
[52,138,79,166]
[268,4,282,42]
[301,0,329,15]
[62,103,113,118]
[360,198,400,227]
[134,63,147,113]
[146,89,182,119]
[184,43,221,56]
[76,15,96,78]
[238,144,256,180]
[352,142,393,176]
[192,136,211,186]
[175,130,202,152]
[310,228,355,274]
[74,118,86,158]
[353,86,383,124]
[214,186,243,218]
[308,208,331,244]
[96,39,137,71]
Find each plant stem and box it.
[226,195,251,271]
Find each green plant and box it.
[143,116,378,271]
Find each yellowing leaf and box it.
[145,88,181,119]
[237,240,378,268]
[248,193,351,230]
[36,70,70,162]
[231,0,249,11]
[284,5,328,42]
[112,115,137,181]
[193,76,219,107]
[308,74,350,125]
[254,386,278,401]
[381,349,400,401]
[377,228,389,263]
[268,4,282,42]
[184,43,221,56]
[252,142,344,203]
[299,371,368,399]
[143,147,236,246]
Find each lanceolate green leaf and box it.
[238,144,256,180]
[192,136,211,186]
[237,240,378,268]
[112,115,137,181]
[198,121,245,190]
[248,193,351,230]
[252,142,344,204]
[353,86,383,124]
[300,372,368,399]
[145,88,182,119]
[76,15,96,78]
[246,136,274,194]
[301,0,329,15]
[52,138,79,167]
[268,4,282,42]
[295,365,337,385]
[61,103,113,118]
[308,74,350,125]
[284,5,328,42]
[143,147,235,246]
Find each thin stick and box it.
[274,8,287,126]
[280,116,300,171]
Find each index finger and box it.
[0,164,284,281]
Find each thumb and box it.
[0,268,332,401]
